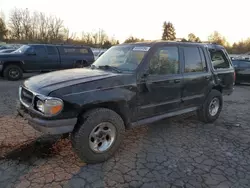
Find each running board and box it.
[131,107,198,127]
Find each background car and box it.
[232,59,250,84]
[0,49,16,53]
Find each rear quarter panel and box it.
[57,47,95,69]
[209,49,235,95]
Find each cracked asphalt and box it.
[0,75,250,188]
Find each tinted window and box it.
[184,47,203,73]
[47,46,57,55]
[63,47,89,55]
[26,46,35,54]
[232,60,240,68]
[239,61,250,68]
[149,46,179,75]
[34,46,47,56]
[210,50,230,69]
[199,48,207,71]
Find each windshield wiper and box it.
[98,65,122,73]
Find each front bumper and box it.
[17,102,77,135]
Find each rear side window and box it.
[209,50,230,69]
[63,47,90,55]
[183,46,204,73]
[238,61,250,68]
[47,46,57,55]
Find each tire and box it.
[197,89,223,123]
[75,60,87,68]
[3,64,23,81]
[71,108,125,164]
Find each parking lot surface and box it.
[0,76,250,188]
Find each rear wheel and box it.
[197,90,223,123]
[71,108,125,164]
[75,60,87,68]
[3,64,23,81]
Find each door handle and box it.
[174,79,181,83]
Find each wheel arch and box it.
[76,101,131,129]
[3,61,24,71]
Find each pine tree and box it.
[162,21,176,41]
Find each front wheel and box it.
[197,90,223,123]
[71,108,125,164]
[3,65,23,81]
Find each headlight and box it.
[36,98,63,116]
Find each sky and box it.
[0,0,249,44]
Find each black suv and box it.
[17,41,235,164]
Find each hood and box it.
[0,53,23,58]
[23,68,118,95]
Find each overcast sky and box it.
[0,0,249,43]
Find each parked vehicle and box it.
[0,49,16,53]
[232,59,250,84]
[0,44,94,80]
[17,41,234,164]
[0,44,21,50]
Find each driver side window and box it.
[149,46,179,75]
[26,46,35,54]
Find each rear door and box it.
[46,45,60,70]
[181,46,211,108]
[137,44,183,119]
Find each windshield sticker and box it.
[133,46,150,52]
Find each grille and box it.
[20,87,34,107]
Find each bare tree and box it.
[37,12,49,42]
[30,11,39,41]
[81,32,93,45]
[98,29,108,46]
[0,16,8,41]
[20,8,32,40]
[8,8,23,39]
[47,15,65,42]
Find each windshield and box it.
[11,45,29,54]
[92,45,150,72]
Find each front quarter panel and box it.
[49,75,137,123]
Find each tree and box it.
[188,33,201,42]
[8,8,23,40]
[0,16,8,41]
[162,21,176,41]
[20,8,32,40]
[103,40,112,48]
[124,36,144,43]
[208,31,227,46]
[181,38,188,42]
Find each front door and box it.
[137,44,183,120]
[24,45,48,71]
[181,46,211,108]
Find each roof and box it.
[26,44,91,48]
[119,40,225,50]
